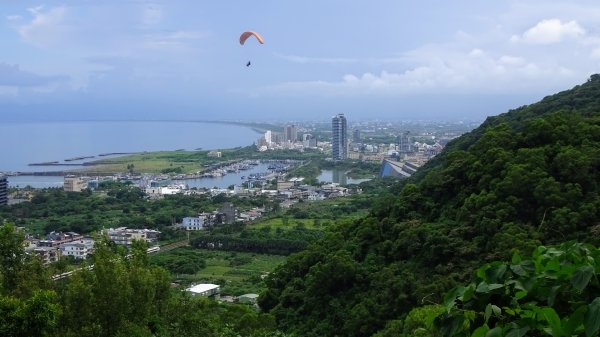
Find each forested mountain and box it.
[259,75,600,336]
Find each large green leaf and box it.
[485,326,503,337]
[585,297,600,337]
[505,326,530,337]
[471,325,489,337]
[476,283,504,293]
[510,264,527,276]
[443,287,464,312]
[539,307,563,337]
[563,305,585,336]
[547,285,561,307]
[515,290,527,300]
[485,304,492,323]
[460,284,476,303]
[571,265,594,292]
[487,265,508,283]
[491,305,501,317]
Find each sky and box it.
[1,0,600,122]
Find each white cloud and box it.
[0,86,19,97]
[0,63,67,87]
[255,47,577,97]
[254,7,600,99]
[469,48,484,57]
[591,47,600,59]
[512,19,585,44]
[17,6,69,47]
[499,55,526,66]
[276,53,358,64]
[141,4,163,26]
[142,30,210,50]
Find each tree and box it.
[0,224,25,293]
[0,290,61,337]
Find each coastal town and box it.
[2,1,597,335]
[0,116,471,306]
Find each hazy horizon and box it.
[2,1,600,122]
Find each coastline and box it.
[2,120,272,175]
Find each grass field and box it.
[163,248,286,296]
[250,217,324,230]
[84,151,206,174]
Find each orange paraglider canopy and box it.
[240,31,264,45]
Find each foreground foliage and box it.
[0,224,289,337]
[437,242,600,337]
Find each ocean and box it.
[1,120,260,173]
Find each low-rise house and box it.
[237,293,259,305]
[277,180,294,191]
[33,246,61,264]
[186,284,220,297]
[320,183,348,197]
[238,208,263,222]
[39,231,84,247]
[60,238,95,259]
[160,184,186,195]
[307,191,326,201]
[105,227,160,247]
[145,187,161,196]
[179,216,205,231]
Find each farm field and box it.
[151,247,286,296]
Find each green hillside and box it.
[259,76,600,336]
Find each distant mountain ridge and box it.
[260,75,600,337]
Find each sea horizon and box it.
[1,120,262,173]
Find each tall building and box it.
[284,124,297,142]
[352,129,361,143]
[0,175,7,205]
[219,203,237,224]
[302,134,317,148]
[264,130,273,145]
[397,131,413,154]
[332,113,348,160]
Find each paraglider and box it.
[239,31,264,45]
[240,31,264,67]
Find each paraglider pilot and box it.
[240,31,263,68]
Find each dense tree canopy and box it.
[260,75,600,336]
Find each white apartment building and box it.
[105,227,160,247]
[60,238,95,259]
[64,176,87,192]
[180,216,205,231]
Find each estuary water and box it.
[1,120,260,172]
[317,169,372,185]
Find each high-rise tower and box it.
[0,175,7,205]
[332,113,348,160]
[397,131,413,154]
[283,124,297,142]
[352,129,361,143]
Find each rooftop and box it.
[186,284,220,294]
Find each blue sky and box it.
[2,0,600,122]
